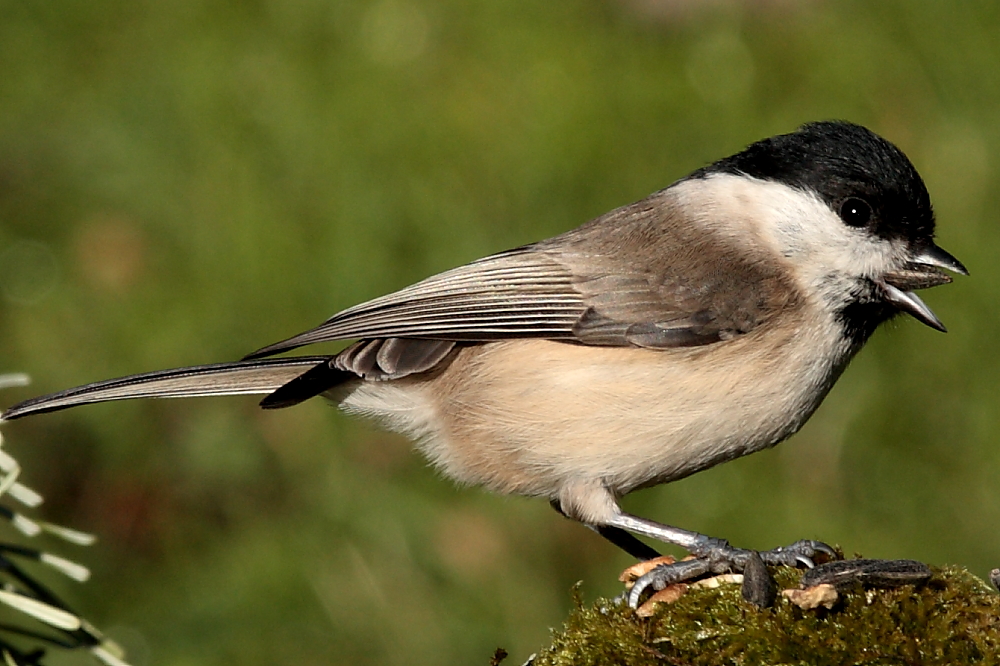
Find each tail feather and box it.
[1,357,332,421]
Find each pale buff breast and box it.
[337,303,855,501]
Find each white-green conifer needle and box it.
[0,589,80,630]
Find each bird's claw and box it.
[759,539,837,568]
[627,557,710,608]
[626,538,838,608]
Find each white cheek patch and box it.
[674,174,909,310]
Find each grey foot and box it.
[627,538,838,608]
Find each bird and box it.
[1,121,966,606]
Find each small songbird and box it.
[2,121,966,605]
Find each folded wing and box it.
[246,193,797,361]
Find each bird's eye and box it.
[839,198,872,227]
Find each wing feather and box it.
[246,250,587,358]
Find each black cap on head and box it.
[698,121,935,244]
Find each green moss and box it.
[534,567,1000,665]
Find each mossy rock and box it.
[532,566,1000,665]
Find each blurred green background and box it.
[0,0,996,664]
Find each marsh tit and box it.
[2,121,966,605]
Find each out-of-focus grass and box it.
[0,1,998,664]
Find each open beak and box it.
[877,244,968,333]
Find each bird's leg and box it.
[550,500,662,560]
[591,525,662,561]
[553,501,721,603]
[604,511,837,607]
[551,483,836,607]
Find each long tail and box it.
[1,357,334,421]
